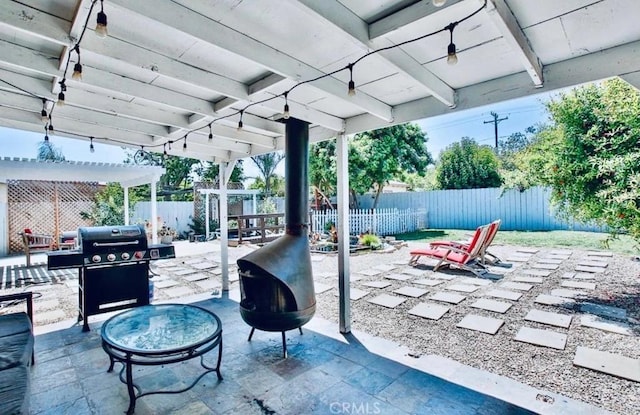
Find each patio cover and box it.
[0,0,639,332]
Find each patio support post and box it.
[151,180,158,245]
[123,186,129,225]
[219,162,229,291]
[337,132,351,333]
[205,193,210,239]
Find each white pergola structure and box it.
[0,157,165,254]
[0,0,639,332]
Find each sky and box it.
[0,89,559,180]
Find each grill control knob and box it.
[107,254,116,262]
[92,255,101,263]
[121,252,130,260]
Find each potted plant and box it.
[158,224,177,244]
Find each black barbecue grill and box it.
[47,224,175,331]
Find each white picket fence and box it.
[310,208,427,236]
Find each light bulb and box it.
[44,133,49,142]
[72,63,83,81]
[433,0,447,7]
[41,109,48,123]
[283,103,290,119]
[95,11,108,38]
[237,120,243,131]
[182,141,187,152]
[208,132,213,142]
[57,92,65,106]
[90,143,95,153]
[348,80,356,97]
[447,43,458,65]
[48,123,54,132]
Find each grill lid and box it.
[78,225,148,253]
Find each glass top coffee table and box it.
[101,304,223,414]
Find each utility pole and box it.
[483,111,508,150]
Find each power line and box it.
[483,111,508,149]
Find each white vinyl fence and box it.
[310,208,427,236]
[132,201,193,236]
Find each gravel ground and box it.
[2,241,639,414]
[311,242,640,415]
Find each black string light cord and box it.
[0,0,487,160]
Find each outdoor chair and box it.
[19,228,54,267]
[428,219,502,265]
[408,224,490,277]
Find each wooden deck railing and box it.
[228,213,285,245]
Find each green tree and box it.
[309,140,337,208]
[309,123,432,208]
[248,174,285,197]
[435,138,502,189]
[196,160,245,184]
[37,141,65,161]
[518,78,640,246]
[350,123,433,208]
[250,152,285,196]
[81,183,142,226]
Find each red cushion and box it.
[23,229,32,234]
[410,247,469,264]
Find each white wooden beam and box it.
[0,40,218,116]
[0,1,250,101]
[109,0,394,122]
[69,0,94,41]
[308,39,640,141]
[369,0,466,40]
[482,0,543,87]
[292,0,456,107]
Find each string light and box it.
[237,111,244,131]
[72,46,83,81]
[95,0,108,38]
[40,99,48,123]
[4,0,486,158]
[163,143,168,159]
[446,22,458,65]
[347,64,356,97]
[89,137,95,153]
[57,79,66,106]
[283,92,290,119]
[44,125,49,142]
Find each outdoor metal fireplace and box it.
[237,118,316,358]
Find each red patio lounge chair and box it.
[19,228,54,267]
[408,224,490,277]
[429,219,502,265]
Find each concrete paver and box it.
[580,315,632,336]
[430,292,466,304]
[515,326,567,350]
[486,289,522,301]
[393,286,428,298]
[470,299,512,313]
[524,309,572,328]
[408,303,450,320]
[457,314,504,334]
[367,294,406,308]
[574,347,640,382]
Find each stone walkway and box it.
[330,248,640,387]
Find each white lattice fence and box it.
[310,208,426,236]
